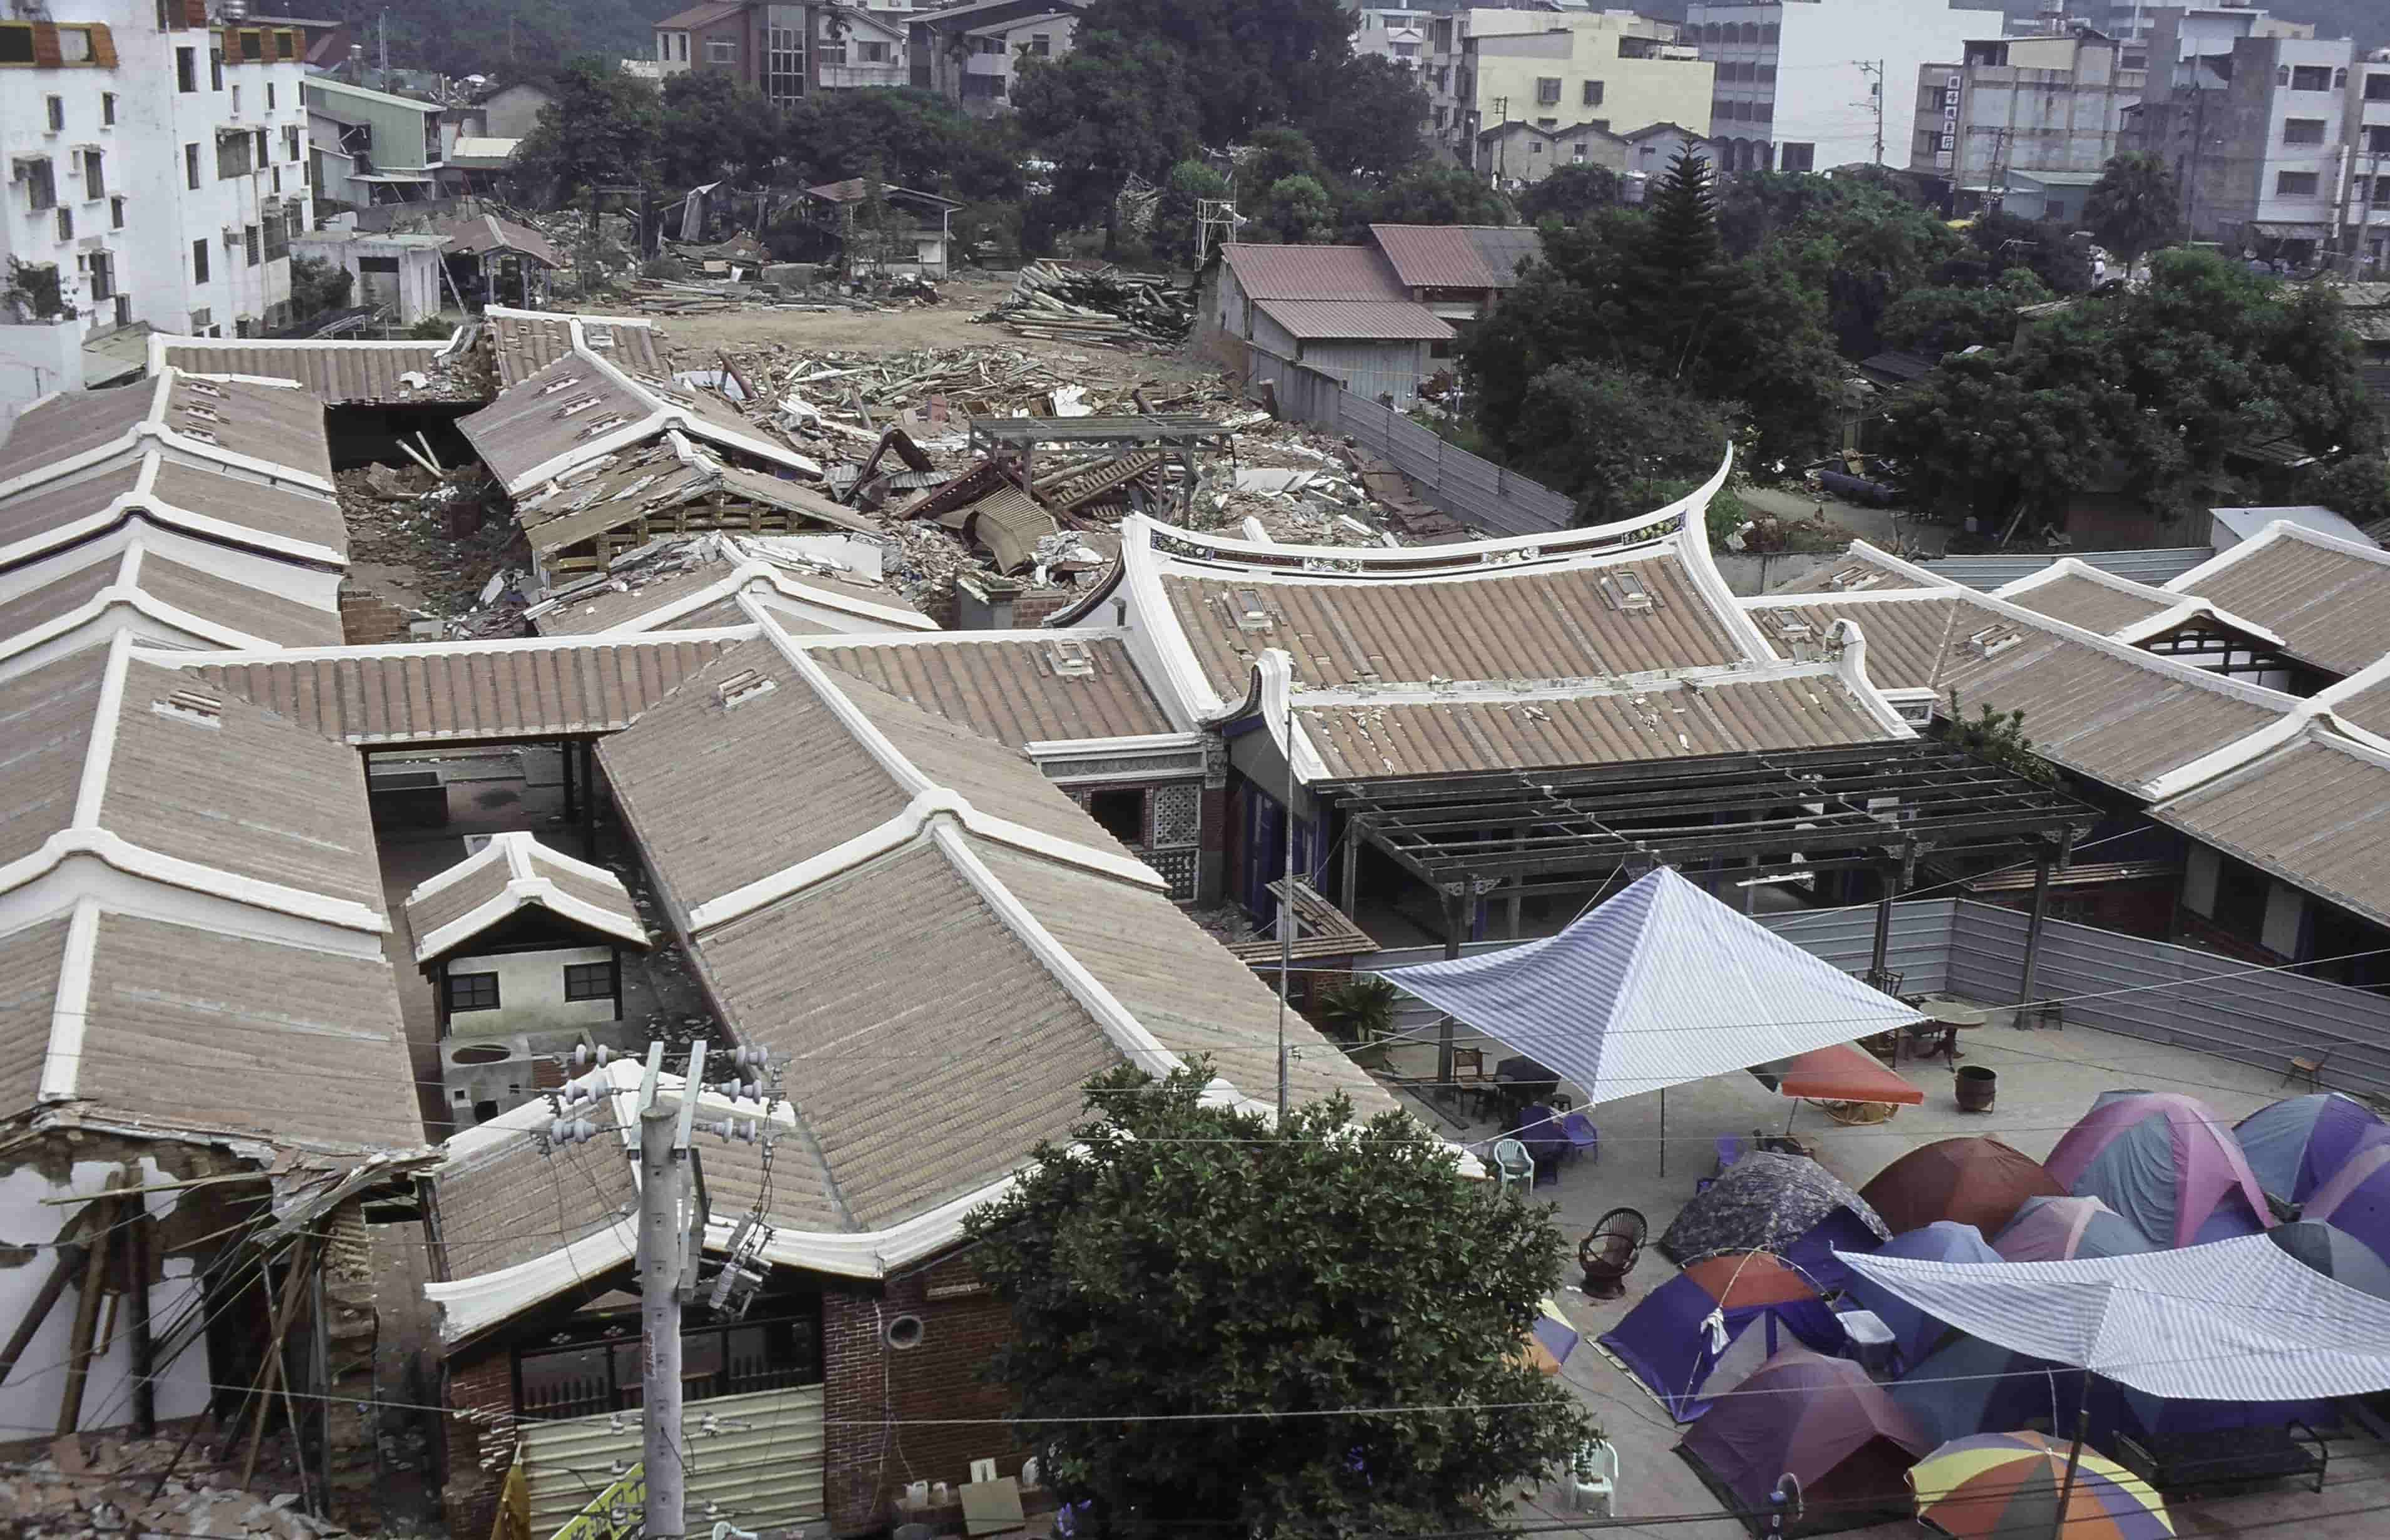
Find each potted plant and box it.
[1311,975,1398,1045]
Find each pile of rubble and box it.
[336,463,523,630]
[0,1432,393,1540]
[977,261,1196,348]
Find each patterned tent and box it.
[1661,1152,1892,1264]
[2237,1093,2390,1204]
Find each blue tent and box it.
[2237,1093,2390,1204]
[1840,1222,2003,1369]
[1597,1251,1846,1422]
[1890,1333,2084,1448]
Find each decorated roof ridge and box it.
[404,830,649,962]
[2166,516,2390,595]
[0,540,312,668]
[128,623,762,669]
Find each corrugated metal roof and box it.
[2002,572,2170,635]
[2154,732,2390,931]
[1465,225,1541,286]
[185,635,734,746]
[1162,553,1744,701]
[158,339,481,404]
[807,634,1176,746]
[1253,298,1454,341]
[2173,533,2390,675]
[1220,243,1407,301]
[440,212,564,268]
[1369,224,1500,289]
[1298,671,1897,780]
[1916,548,2217,590]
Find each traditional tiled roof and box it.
[404,831,649,962]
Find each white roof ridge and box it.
[2002,556,2290,648]
[131,624,761,668]
[2165,516,2390,595]
[1289,657,1837,708]
[1741,586,1958,608]
[1,827,391,935]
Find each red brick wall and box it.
[442,1340,516,1539]
[919,583,1084,632]
[822,1254,1024,1536]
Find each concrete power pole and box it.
[1857,61,1887,165]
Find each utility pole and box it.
[1492,95,1510,186]
[1856,61,1887,165]
[550,1040,776,1540]
[1275,673,1295,1122]
[376,10,388,91]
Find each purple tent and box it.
[2303,1142,2390,1271]
[1676,1349,1932,1536]
[2237,1092,2390,1204]
[1991,1196,2159,1263]
[1597,1252,1845,1421]
[2043,1091,2272,1248]
[1839,1221,2003,1368]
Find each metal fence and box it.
[1248,352,1577,538]
[1354,898,2390,1099]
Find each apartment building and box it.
[1918,29,2145,220]
[1685,0,2002,174]
[908,0,1086,113]
[2348,51,2390,272]
[1422,9,1712,169]
[652,1,919,103]
[2135,6,2352,258]
[3,0,309,364]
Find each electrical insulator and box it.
[571,1044,620,1071]
[549,1116,595,1145]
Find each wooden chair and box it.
[1451,1045,1494,1116]
[2284,1049,2330,1090]
[1579,1208,1648,1298]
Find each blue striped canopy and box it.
[1381,866,1919,1106]
[1840,1233,2390,1400]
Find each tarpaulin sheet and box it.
[1773,1043,1924,1105]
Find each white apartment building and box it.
[2349,50,2390,271]
[1419,9,1713,166]
[1684,0,2003,174]
[3,2,310,355]
[1922,31,2144,220]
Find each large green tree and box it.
[964,1064,1589,1536]
[1507,363,1738,523]
[1074,0,1358,148]
[1014,35,1203,233]
[1516,163,1620,226]
[2083,151,2185,275]
[780,88,1023,202]
[508,58,660,202]
[655,69,777,190]
[1303,54,1432,187]
[1337,162,1511,242]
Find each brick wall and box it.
[339,584,414,645]
[441,1339,516,1539]
[917,582,1086,632]
[821,1253,1023,1536]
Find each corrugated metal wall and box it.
[1354,898,2390,1100]
[517,1384,827,1536]
[1246,351,1579,538]
[1300,340,1431,408]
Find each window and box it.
[1583,80,1604,107]
[209,46,222,90]
[858,39,889,64]
[21,158,54,211]
[46,96,64,131]
[1536,116,1556,128]
[110,195,124,229]
[236,25,264,61]
[516,1310,822,1422]
[1573,140,1588,161]
[2283,118,2326,145]
[254,127,268,168]
[706,37,737,63]
[1780,141,1816,173]
[284,124,301,160]
[446,972,500,1013]
[1028,32,1050,57]
[1759,64,1776,83]
[87,252,112,302]
[266,82,275,109]
[230,84,239,114]
[818,33,844,66]
[678,32,688,61]
[563,961,617,1002]
[54,206,71,241]
[184,142,199,189]
[2367,125,2390,155]
[191,237,209,284]
[177,44,197,90]
[2368,73,2390,103]
[658,33,670,61]
[2373,175,2390,203]
[102,94,116,126]
[244,223,259,265]
[2290,64,2331,92]
[2275,170,2320,196]
[1530,136,1547,151]
[1537,76,1561,106]
[276,28,297,61]
[81,149,101,201]
[767,27,805,103]
[1086,787,1146,846]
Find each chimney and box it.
[954,572,1022,630]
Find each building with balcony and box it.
[652,2,920,105]
[2342,49,2390,272]
[1685,0,2002,175]
[1423,9,1712,170]
[2,0,310,404]
[907,0,1086,114]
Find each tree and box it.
[286,255,354,322]
[1516,163,1619,225]
[1254,174,1336,244]
[1071,0,1358,148]
[1303,54,1431,187]
[1151,159,1230,265]
[1880,267,2054,355]
[508,57,659,202]
[1615,147,1752,378]
[2083,151,2185,276]
[1337,162,1510,241]
[656,69,777,190]
[963,1064,1590,1535]
[1013,36,1203,235]
[780,88,1023,203]
[1504,363,1738,523]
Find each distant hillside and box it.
[314,0,680,83]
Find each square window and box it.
[1086,786,1146,846]
[1583,80,1604,107]
[1537,76,1561,106]
[707,38,737,63]
[1781,141,1816,173]
[2290,64,2331,92]
[446,972,500,1013]
[564,961,617,1002]
[2282,118,2326,145]
[2275,170,2320,196]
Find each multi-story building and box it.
[653,1,923,105]
[2346,50,2390,272]
[305,76,442,207]
[1,0,310,367]
[2134,6,2352,258]
[1421,9,1712,168]
[908,0,1087,113]
[1685,0,2003,175]
[1919,29,2145,220]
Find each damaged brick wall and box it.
[440,1338,515,1538]
[821,1253,1022,1536]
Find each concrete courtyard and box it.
[1373,1012,2390,1539]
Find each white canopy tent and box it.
[1840,1234,2390,1400]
